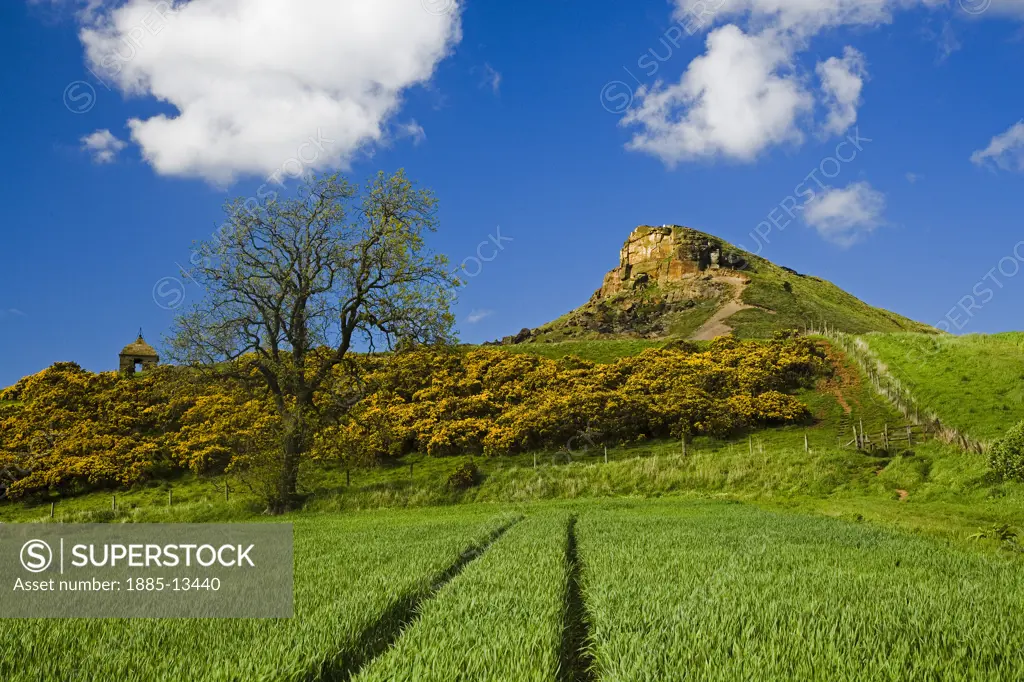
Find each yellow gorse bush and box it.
[0,337,826,498]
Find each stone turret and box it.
[597,225,747,299]
[119,331,159,375]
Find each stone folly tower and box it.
[119,330,159,375]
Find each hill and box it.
[859,332,1024,443]
[506,225,934,344]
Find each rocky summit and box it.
[596,225,747,299]
[495,224,935,345]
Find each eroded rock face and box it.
[597,225,746,299]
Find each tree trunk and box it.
[274,422,304,514]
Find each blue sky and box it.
[1,0,1023,387]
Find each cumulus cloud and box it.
[970,121,1024,172]
[77,0,462,185]
[623,0,942,164]
[803,181,886,245]
[466,309,494,324]
[817,47,867,136]
[81,128,127,163]
[623,25,813,164]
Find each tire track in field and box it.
[559,516,596,682]
[307,516,522,682]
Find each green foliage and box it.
[991,421,1024,482]
[446,461,480,490]
[166,170,458,511]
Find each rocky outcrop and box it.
[597,225,747,299]
[488,225,755,344]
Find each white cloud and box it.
[905,171,920,183]
[78,0,462,185]
[622,25,813,164]
[684,0,937,37]
[0,308,27,320]
[816,47,866,136]
[624,0,948,164]
[394,120,427,146]
[480,63,501,94]
[466,309,493,324]
[803,181,886,245]
[970,121,1024,172]
[81,128,127,163]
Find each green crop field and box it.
[0,507,513,681]
[353,511,571,681]
[862,332,1024,442]
[577,500,1024,680]
[5,499,1024,681]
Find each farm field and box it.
[353,511,572,682]
[861,332,1024,442]
[5,498,1024,681]
[0,506,513,682]
[577,501,1024,681]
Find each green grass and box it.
[0,506,512,682]
[861,332,1024,442]
[5,498,1024,679]
[731,265,934,338]
[353,511,570,682]
[577,500,1024,680]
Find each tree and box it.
[167,170,457,512]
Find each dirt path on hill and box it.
[690,276,755,341]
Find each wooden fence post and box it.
[112,493,116,513]
[907,425,914,447]
[804,433,809,453]
[225,482,229,503]
[346,469,351,487]
[604,446,608,464]
[168,489,172,507]
[50,502,55,519]
[749,436,753,456]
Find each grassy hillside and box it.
[730,263,935,338]
[861,332,1024,442]
[528,226,934,342]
